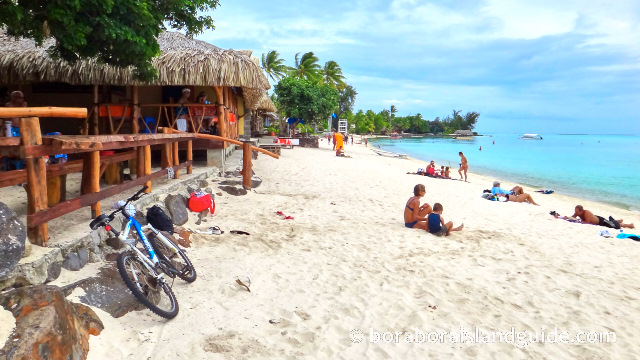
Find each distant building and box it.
[452,130,474,136]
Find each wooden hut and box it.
[0,30,274,165]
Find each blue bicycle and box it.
[89,185,196,319]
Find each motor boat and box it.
[519,133,543,140]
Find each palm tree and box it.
[261,50,289,82]
[291,52,321,81]
[390,105,397,118]
[322,61,346,89]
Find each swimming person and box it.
[458,152,468,181]
[568,205,634,229]
[427,203,464,236]
[404,184,433,230]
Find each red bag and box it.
[188,192,215,214]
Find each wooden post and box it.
[144,145,151,192]
[172,136,180,179]
[214,86,225,146]
[161,128,173,169]
[186,140,193,174]
[130,86,140,174]
[92,85,99,135]
[21,117,48,246]
[81,151,101,218]
[242,141,252,190]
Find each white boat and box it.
[519,133,543,140]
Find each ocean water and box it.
[371,134,640,211]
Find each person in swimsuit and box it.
[497,192,539,205]
[404,184,433,230]
[427,203,464,236]
[569,205,634,229]
[491,181,524,196]
[174,88,191,132]
[458,152,468,181]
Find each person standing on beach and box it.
[332,129,337,151]
[427,203,464,236]
[568,205,634,229]
[335,132,345,156]
[458,152,468,181]
[404,184,432,230]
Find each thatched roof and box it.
[243,87,276,112]
[0,30,270,89]
[452,129,474,136]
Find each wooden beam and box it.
[132,86,140,134]
[186,140,193,174]
[159,128,279,159]
[28,161,191,227]
[92,85,99,135]
[242,141,252,189]
[144,145,151,192]
[81,151,101,218]
[21,117,48,246]
[160,128,173,169]
[0,107,87,119]
[172,134,180,179]
[0,137,20,146]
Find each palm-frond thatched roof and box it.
[0,30,270,90]
[242,87,276,112]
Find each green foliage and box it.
[323,61,346,89]
[273,76,339,125]
[0,0,220,81]
[347,107,478,135]
[261,50,291,82]
[336,84,357,118]
[290,52,322,81]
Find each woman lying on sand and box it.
[404,184,433,230]
[497,192,539,206]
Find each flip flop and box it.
[283,216,294,220]
[230,230,250,235]
[276,211,284,216]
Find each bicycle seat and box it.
[89,214,110,230]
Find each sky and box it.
[195,0,640,134]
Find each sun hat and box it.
[493,181,500,187]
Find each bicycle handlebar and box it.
[106,185,149,220]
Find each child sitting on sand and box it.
[427,203,464,236]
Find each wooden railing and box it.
[0,107,196,246]
[1,108,279,247]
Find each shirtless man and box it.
[569,205,634,229]
[5,91,27,128]
[458,151,468,181]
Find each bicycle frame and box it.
[117,212,180,273]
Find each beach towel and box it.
[617,233,640,241]
[535,190,554,194]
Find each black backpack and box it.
[146,205,174,234]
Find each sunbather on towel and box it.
[491,181,524,196]
[569,205,634,229]
[496,192,539,205]
[404,184,433,230]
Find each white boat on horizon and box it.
[519,133,543,140]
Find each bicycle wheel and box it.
[149,232,197,283]
[116,251,179,319]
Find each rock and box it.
[0,202,27,278]
[0,285,104,360]
[216,192,223,197]
[165,194,189,226]
[199,180,209,188]
[204,187,213,194]
[251,176,262,188]
[219,185,248,196]
[77,248,89,268]
[45,262,62,283]
[62,252,82,271]
[105,237,122,250]
[23,239,32,257]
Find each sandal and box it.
[210,226,224,235]
[230,230,250,235]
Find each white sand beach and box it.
[4,139,640,359]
